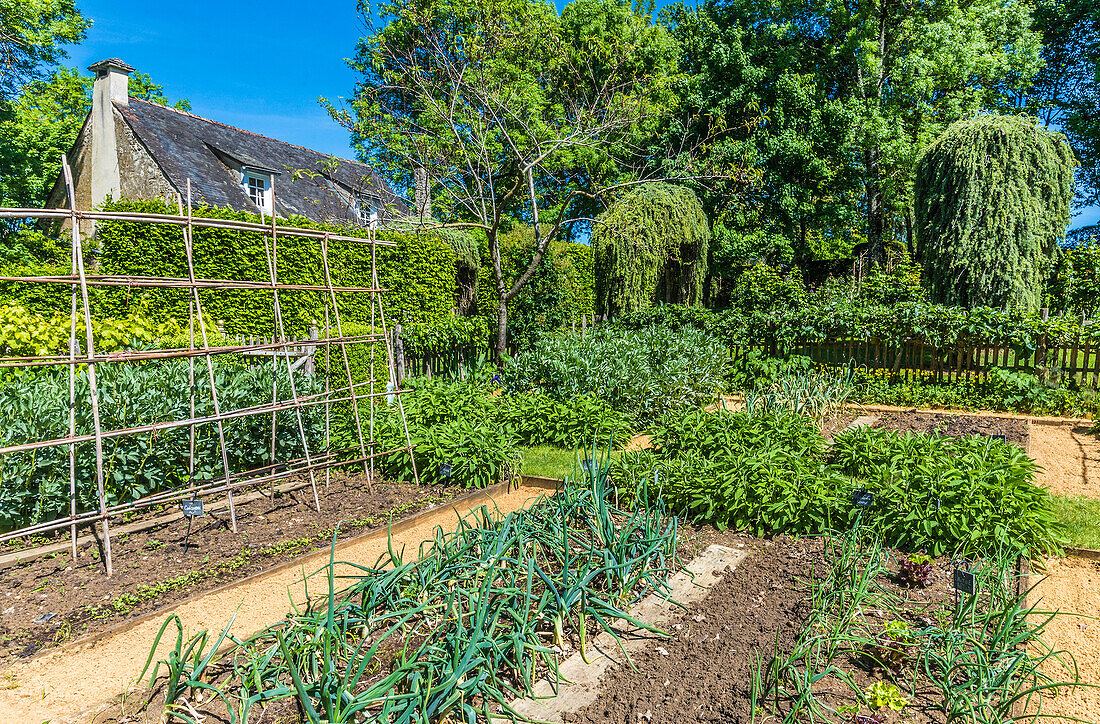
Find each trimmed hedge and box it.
[95,199,468,337]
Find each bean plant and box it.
[0,360,323,531]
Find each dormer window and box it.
[354,194,382,229]
[242,169,273,215]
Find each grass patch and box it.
[1050,494,1100,550]
[521,446,579,480]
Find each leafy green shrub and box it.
[0,360,323,531]
[95,198,467,336]
[373,413,522,489]
[498,391,632,447]
[614,409,1062,555]
[502,326,729,421]
[829,426,1060,554]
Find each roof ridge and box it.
[123,97,366,168]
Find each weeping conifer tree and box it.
[592,183,710,318]
[914,115,1077,312]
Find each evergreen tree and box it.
[914,115,1076,312]
[592,182,710,317]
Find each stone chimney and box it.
[87,58,133,207]
[414,167,431,220]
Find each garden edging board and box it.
[504,544,748,723]
[0,476,561,724]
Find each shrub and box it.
[614,408,1062,555]
[502,325,729,421]
[829,426,1060,555]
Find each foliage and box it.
[592,182,710,318]
[0,302,197,357]
[400,315,489,357]
[660,0,1042,265]
[850,367,1100,418]
[142,468,679,723]
[914,115,1077,312]
[742,368,854,423]
[95,198,463,336]
[616,408,1062,555]
[864,682,908,711]
[0,0,88,100]
[339,0,683,357]
[1048,235,1100,317]
[472,227,593,349]
[726,263,803,313]
[1027,0,1100,205]
[498,391,632,448]
[502,325,729,422]
[612,300,1100,354]
[896,553,934,589]
[358,378,633,488]
[0,360,323,531]
[829,426,1060,555]
[758,528,1079,723]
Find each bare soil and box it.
[1030,424,1100,498]
[0,473,459,663]
[873,409,1029,448]
[562,534,822,724]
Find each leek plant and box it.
[142,453,678,723]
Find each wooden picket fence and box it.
[732,336,1100,387]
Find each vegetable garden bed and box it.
[871,409,1030,448]
[0,473,459,662]
[566,531,1076,724]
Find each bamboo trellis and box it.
[0,159,419,577]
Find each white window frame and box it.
[354,194,382,229]
[242,170,273,215]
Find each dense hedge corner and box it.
[592,182,709,319]
[95,198,466,336]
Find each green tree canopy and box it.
[658,0,1042,267]
[0,0,88,100]
[592,182,710,317]
[914,115,1076,312]
[337,0,687,357]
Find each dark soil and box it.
[563,534,824,724]
[874,410,1029,448]
[0,473,460,662]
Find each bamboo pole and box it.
[320,232,370,487]
[261,180,320,512]
[371,226,418,484]
[184,180,238,532]
[62,159,113,578]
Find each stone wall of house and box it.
[116,111,177,202]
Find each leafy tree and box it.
[1027,0,1100,205]
[334,0,695,358]
[1049,235,1100,317]
[0,0,89,100]
[661,0,1042,265]
[592,182,709,317]
[914,115,1076,312]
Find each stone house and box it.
[48,58,421,226]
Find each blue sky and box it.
[65,0,1098,229]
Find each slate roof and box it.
[117,99,408,223]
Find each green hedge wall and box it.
[95,199,463,337]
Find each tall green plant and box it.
[592,183,710,318]
[914,115,1077,312]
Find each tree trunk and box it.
[495,297,508,362]
[865,145,885,265]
